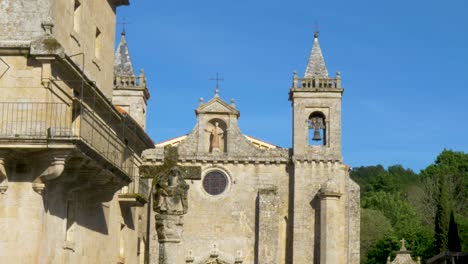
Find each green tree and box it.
[361,208,393,264]
[448,211,462,252]
[420,150,468,252]
[434,173,450,252]
[361,191,434,261]
[365,234,399,264]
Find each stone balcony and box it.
[0,100,151,197]
[118,175,150,207]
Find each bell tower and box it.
[288,32,359,264]
[289,31,343,161]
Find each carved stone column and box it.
[153,166,190,264]
[319,179,343,264]
[156,214,185,264]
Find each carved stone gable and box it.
[196,97,239,117]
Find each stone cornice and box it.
[143,155,289,166]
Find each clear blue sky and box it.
[116,0,467,172]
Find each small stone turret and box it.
[112,30,150,129]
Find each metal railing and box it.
[0,101,137,177]
[0,102,72,137]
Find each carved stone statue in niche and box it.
[204,121,225,152]
[154,166,189,215]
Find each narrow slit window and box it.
[73,0,81,33]
[95,28,102,59]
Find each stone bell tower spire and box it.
[112,30,150,129]
[114,30,135,76]
[304,31,329,78]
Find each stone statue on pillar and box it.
[153,166,189,263]
[154,166,189,216]
[141,147,201,264]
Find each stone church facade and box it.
[143,32,360,264]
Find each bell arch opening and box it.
[308,111,326,146]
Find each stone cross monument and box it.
[140,147,201,264]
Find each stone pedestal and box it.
[156,214,184,264]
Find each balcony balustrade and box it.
[0,101,140,185]
[292,73,342,89]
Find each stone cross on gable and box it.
[210,72,224,97]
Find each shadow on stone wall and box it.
[120,204,135,230]
[254,195,260,264]
[311,195,321,264]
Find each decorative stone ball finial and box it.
[199,97,204,106]
[314,31,319,39]
[231,98,236,107]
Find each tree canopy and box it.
[352,150,468,263]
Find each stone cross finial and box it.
[400,238,407,250]
[210,73,224,97]
[118,17,131,35]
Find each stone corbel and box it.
[40,156,66,181]
[0,151,10,194]
[0,158,6,182]
[35,56,55,88]
[33,153,68,195]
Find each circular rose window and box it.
[203,171,228,195]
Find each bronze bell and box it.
[312,129,322,141]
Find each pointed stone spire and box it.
[304,31,329,78]
[114,30,135,76]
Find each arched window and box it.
[308,112,326,146]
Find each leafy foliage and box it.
[352,150,468,263]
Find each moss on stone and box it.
[43,38,61,51]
